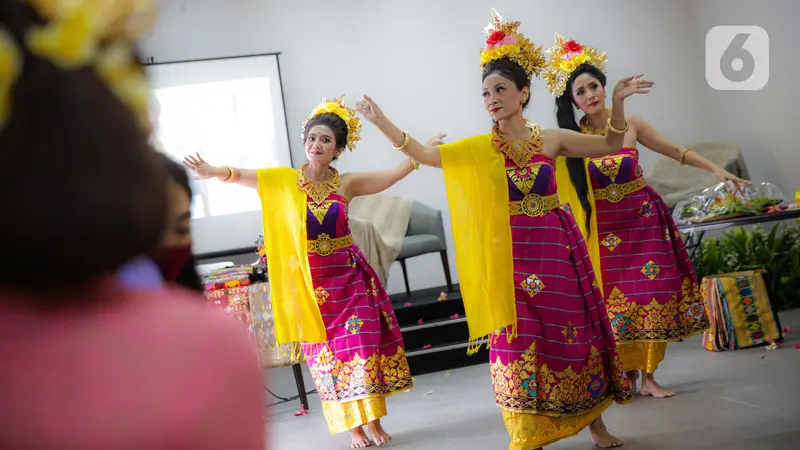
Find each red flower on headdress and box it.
[563,40,583,53]
[487,31,506,45]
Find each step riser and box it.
[407,347,490,376]
[389,284,484,376]
[394,300,465,327]
[402,321,470,351]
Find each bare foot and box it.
[367,419,392,446]
[349,426,371,448]
[640,373,675,398]
[589,416,624,448]
[626,370,639,393]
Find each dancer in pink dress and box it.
[547,33,745,397]
[355,10,655,449]
[185,97,444,448]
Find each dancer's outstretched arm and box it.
[632,115,748,187]
[356,96,444,168]
[183,154,258,189]
[340,135,446,200]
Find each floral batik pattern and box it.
[490,342,629,414]
[605,278,707,341]
[308,345,412,402]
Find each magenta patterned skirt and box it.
[490,206,632,447]
[300,245,412,405]
[595,186,709,344]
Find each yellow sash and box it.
[257,168,326,344]
[554,156,603,295]
[439,135,517,352]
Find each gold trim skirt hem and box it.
[617,342,667,374]
[501,397,612,450]
[322,396,388,435]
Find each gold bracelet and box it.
[409,158,419,171]
[221,166,233,182]
[394,130,410,151]
[221,166,240,183]
[606,117,629,135]
[679,147,693,165]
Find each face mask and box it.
[156,244,193,282]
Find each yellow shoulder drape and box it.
[554,156,603,295]
[439,135,517,351]
[257,167,326,344]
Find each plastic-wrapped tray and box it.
[674,181,790,224]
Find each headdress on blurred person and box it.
[0,0,155,130]
[544,32,608,97]
[301,95,362,151]
[479,8,546,80]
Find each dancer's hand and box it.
[425,134,447,147]
[613,74,654,102]
[715,168,749,194]
[183,153,224,180]
[355,95,385,124]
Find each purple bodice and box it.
[506,152,558,200]
[587,147,643,189]
[305,192,350,240]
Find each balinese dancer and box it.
[355,9,654,449]
[183,97,438,448]
[547,33,737,398]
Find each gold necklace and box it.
[579,108,611,136]
[296,164,340,205]
[492,120,543,168]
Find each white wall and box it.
[688,0,798,195]
[141,0,712,295]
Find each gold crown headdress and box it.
[0,0,155,131]
[544,32,608,97]
[480,8,546,80]
[301,95,362,151]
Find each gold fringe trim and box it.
[467,323,518,356]
[467,338,486,355]
[275,341,308,365]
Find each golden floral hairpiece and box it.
[10,0,156,131]
[27,0,155,43]
[26,4,106,69]
[480,8,546,80]
[301,95,362,151]
[95,43,151,130]
[544,32,608,97]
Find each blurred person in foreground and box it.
[0,2,263,449]
[118,152,204,292]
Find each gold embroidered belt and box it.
[593,177,646,203]
[509,193,561,217]
[307,233,353,257]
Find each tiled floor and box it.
[267,309,800,449]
